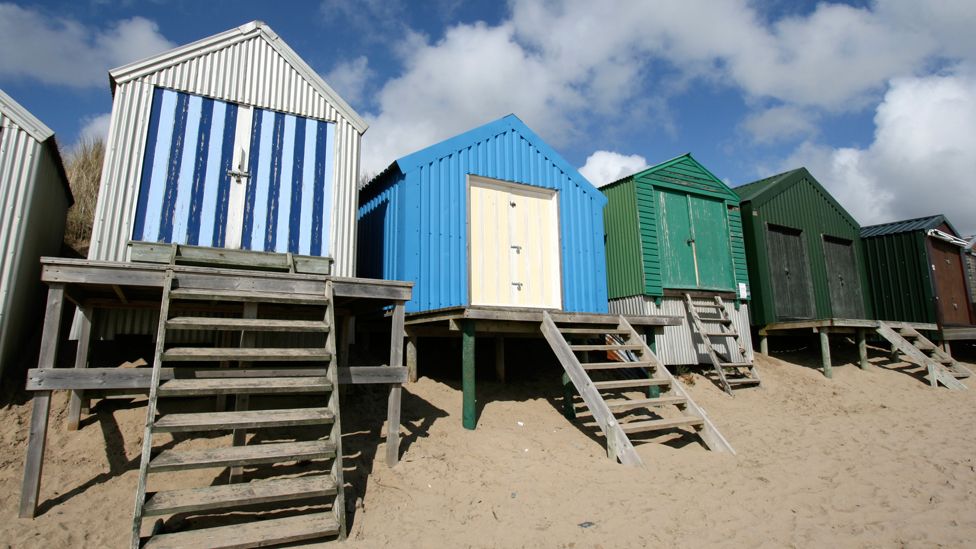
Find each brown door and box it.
[929,237,974,326]
[823,236,866,319]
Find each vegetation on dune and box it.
[63,137,104,255]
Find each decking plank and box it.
[153,408,334,432]
[144,475,336,516]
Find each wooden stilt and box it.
[819,330,832,378]
[386,301,405,467]
[406,334,418,382]
[944,340,952,357]
[647,331,660,398]
[461,320,476,430]
[561,372,576,419]
[67,306,93,431]
[760,335,769,356]
[857,328,869,370]
[494,336,505,382]
[20,283,66,518]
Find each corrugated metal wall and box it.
[0,109,69,379]
[609,296,752,366]
[88,33,361,276]
[862,231,934,324]
[358,117,609,314]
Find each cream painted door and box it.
[469,176,561,309]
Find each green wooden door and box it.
[823,236,865,319]
[767,224,815,320]
[691,197,735,291]
[657,189,697,288]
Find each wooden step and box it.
[158,376,331,396]
[581,361,654,371]
[592,378,670,390]
[162,347,331,362]
[144,475,337,517]
[703,331,738,338]
[720,361,753,368]
[569,344,642,352]
[727,377,761,385]
[619,416,704,434]
[604,396,687,411]
[153,408,334,433]
[914,340,936,351]
[169,288,328,306]
[142,511,339,549]
[898,329,919,338]
[166,317,329,332]
[149,440,336,472]
[691,303,723,310]
[558,328,629,335]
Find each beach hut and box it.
[87,21,366,277]
[0,90,72,381]
[861,215,976,345]
[734,168,873,326]
[601,154,757,391]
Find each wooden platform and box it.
[403,305,682,430]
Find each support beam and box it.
[646,330,660,398]
[856,328,869,370]
[67,306,93,431]
[386,301,405,467]
[406,334,418,383]
[461,320,476,430]
[819,331,832,379]
[561,372,575,419]
[494,337,505,382]
[20,283,65,518]
[760,335,769,356]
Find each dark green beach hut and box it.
[734,167,873,327]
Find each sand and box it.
[3,343,976,548]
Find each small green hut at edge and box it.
[733,167,873,327]
[602,153,753,366]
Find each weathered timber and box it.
[165,317,329,332]
[142,511,339,549]
[162,347,332,362]
[67,306,93,431]
[157,377,332,396]
[144,475,337,517]
[149,440,336,472]
[386,301,405,466]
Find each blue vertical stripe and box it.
[249,112,275,250]
[311,120,327,256]
[213,103,237,247]
[158,92,190,241]
[288,117,307,253]
[274,115,296,253]
[186,97,214,245]
[263,112,286,251]
[142,91,178,241]
[169,95,202,243]
[321,122,335,257]
[132,87,164,240]
[197,101,226,247]
[241,108,263,249]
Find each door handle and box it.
[511,245,522,254]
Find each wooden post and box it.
[562,372,576,419]
[943,341,952,357]
[386,301,405,467]
[856,328,869,370]
[406,333,418,382]
[760,335,769,356]
[646,329,660,398]
[494,336,505,382]
[338,315,353,399]
[461,320,476,430]
[67,306,93,431]
[819,330,832,379]
[20,283,65,518]
[230,302,257,482]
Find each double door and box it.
[766,224,816,320]
[132,87,335,256]
[657,190,735,291]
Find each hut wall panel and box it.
[863,231,934,324]
[603,181,644,299]
[609,296,752,366]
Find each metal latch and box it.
[511,245,522,253]
[227,147,250,183]
[512,282,523,291]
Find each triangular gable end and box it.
[0,89,54,143]
[109,21,367,132]
[741,168,861,231]
[395,114,606,203]
[635,153,739,203]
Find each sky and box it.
[1,0,974,235]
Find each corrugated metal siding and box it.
[635,179,662,296]
[862,231,935,324]
[728,207,750,298]
[966,252,976,305]
[0,112,68,378]
[88,35,361,276]
[602,179,644,299]
[609,296,752,366]
[359,121,608,314]
[744,174,871,326]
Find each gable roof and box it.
[603,153,739,202]
[0,89,72,203]
[109,21,367,133]
[734,167,860,229]
[363,114,604,202]
[861,214,959,238]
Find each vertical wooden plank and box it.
[857,328,869,370]
[406,334,418,383]
[819,330,832,378]
[386,301,405,467]
[494,336,505,382]
[646,329,660,398]
[461,320,476,430]
[230,302,257,482]
[561,372,576,419]
[760,334,769,356]
[20,283,65,518]
[67,306,93,431]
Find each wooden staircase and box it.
[875,321,971,390]
[540,312,734,467]
[130,270,345,548]
[683,294,761,395]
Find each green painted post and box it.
[461,320,477,430]
[856,329,869,369]
[647,330,660,398]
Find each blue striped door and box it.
[132,88,335,256]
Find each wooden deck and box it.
[19,257,412,519]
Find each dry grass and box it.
[63,137,104,254]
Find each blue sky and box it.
[1,0,974,234]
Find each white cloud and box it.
[0,4,174,87]
[781,71,976,235]
[325,56,374,107]
[579,151,649,188]
[76,112,111,146]
[742,105,818,144]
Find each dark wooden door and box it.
[766,225,815,320]
[822,236,865,319]
[929,237,974,326]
